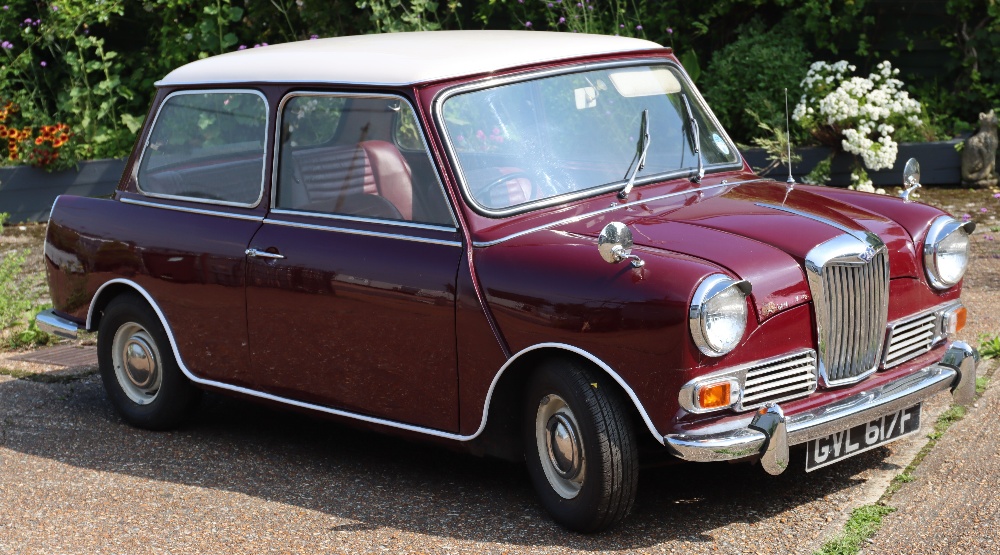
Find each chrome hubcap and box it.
[535,394,585,499]
[111,323,162,405]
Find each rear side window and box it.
[137,91,268,206]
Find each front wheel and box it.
[523,360,638,532]
[98,294,200,430]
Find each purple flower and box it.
[962,213,972,222]
[558,16,565,23]
[576,2,582,6]
[636,24,643,30]
[587,5,592,9]
[51,5,58,10]
[1,41,11,49]
[547,2,552,5]
[524,21,532,28]
[619,24,625,28]
[993,193,1000,199]
[238,45,247,50]
[261,42,268,46]
[310,34,319,40]
[667,27,673,34]
[40,61,47,67]
[23,18,30,23]
[3,6,9,10]
[981,207,989,213]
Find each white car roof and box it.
[158,30,665,87]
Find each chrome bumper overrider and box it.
[36,309,82,339]
[665,342,980,475]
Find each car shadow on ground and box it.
[0,374,897,550]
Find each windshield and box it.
[440,63,740,214]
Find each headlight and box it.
[689,274,752,356]
[924,216,974,290]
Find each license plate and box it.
[805,404,921,472]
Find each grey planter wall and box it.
[742,140,963,187]
[0,159,126,223]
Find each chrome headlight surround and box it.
[689,274,752,357]
[924,216,974,290]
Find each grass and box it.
[814,504,896,555]
[979,333,1000,360]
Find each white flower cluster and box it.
[794,60,921,172]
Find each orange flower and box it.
[34,137,44,145]
[58,133,69,142]
[52,140,64,148]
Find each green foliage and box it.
[0,249,50,348]
[979,333,1000,360]
[814,504,895,555]
[938,0,1000,128]
[803,156,832,185]
[356,0,463,33]
[743,108,801,176]
[699,17,811,145]
[0,212,8,230]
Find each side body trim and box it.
[87,279,664,444]
[262,218,463,247]
[120,197,265,222]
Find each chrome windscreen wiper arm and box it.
[618,109,650,200]
[681,93,704,183]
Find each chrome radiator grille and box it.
[883,312,936,368]
[819,251,889,384]
[806,233,891,387]
[738,351,818,410]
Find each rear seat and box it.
[282,141,413,221]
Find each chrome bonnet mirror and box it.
[900,158,922,202]
[598,222,645,268]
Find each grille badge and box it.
[858,246,877,262]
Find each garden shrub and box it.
[699,17,811,145]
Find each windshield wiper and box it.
[618,109,650,200]
[681,93,705,183]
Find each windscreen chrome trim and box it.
[433,58,744,219]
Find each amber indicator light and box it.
[698,382,732,409]
[955,306,967,332]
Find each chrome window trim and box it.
[263,217,462,247]
[472,179,768,248]
[433,59,744,218]
[923,215,969,290]
[271,90,458,229]
[120,197,264,222]
[678,349,817,413]
[135,89,269,208]
[805,233,890,387]
[882,300,963,369]
[270,208,456,233]
[87,278,664,444]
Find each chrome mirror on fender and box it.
[598,222,645,268]
[900,158,921,202]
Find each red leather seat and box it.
[359,140,413,220]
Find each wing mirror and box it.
[900,158,921,202]
[598,222,645,268]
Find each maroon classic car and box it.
[38,31,979,532]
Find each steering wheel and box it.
[479,171,534,207]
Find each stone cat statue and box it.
[961,109,998,187]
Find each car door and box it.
[244,92,464,432]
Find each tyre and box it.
[523,359,639,532]
[97,294,200,430]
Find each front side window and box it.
[439,63,741,214]
[137,91,267,206]
[275,94,454,226]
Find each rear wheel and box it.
[523,359,638,532]
[98,294,200,430]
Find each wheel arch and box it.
[476,343,664,460]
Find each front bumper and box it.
[664,341,980,475]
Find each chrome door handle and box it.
[245,248,285,260]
